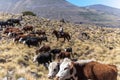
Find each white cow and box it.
[48,58,94,79]
[48,58,71,79]
[48,61,60,79]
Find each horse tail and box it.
[69,34,71,40]
[67,33,71,40]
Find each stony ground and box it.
[0,13,120,80]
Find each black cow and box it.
[0,21,14,28]
[19,36,47,45]
[24,39,39,47]
[7,19,21,26]
[50,49,61,60]
[64,47,73,58]
[23,37,40,47]
[33,52,52,69]
[39,36,48,44]
[65,47,72,53]
[50,49,61,55]
[7,22,14,26]
[0,21,8,28]
[19,36,31,43]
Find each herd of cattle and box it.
[32,45,118,80]
[3,26,48,47]
[33,45,73,68]
[0,18,118,80]
[27,42,116,80]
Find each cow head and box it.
[56,58,77,80]
[48,62,60,79]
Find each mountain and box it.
[0,0,120,26]
[86,4,120,17]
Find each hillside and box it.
[0,0,120,26]
[0,14,120,80]
[86,4,120,17]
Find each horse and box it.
[52,30,71,42]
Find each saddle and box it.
[59,32,64,37]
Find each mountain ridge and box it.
[0,0,120,27]
[86,4,120,17]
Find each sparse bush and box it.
[22,11,36,16]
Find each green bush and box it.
[22,11,36,16]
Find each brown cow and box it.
[8,31,23,38]
[36,30,46,36]
[84,61,117,80]
[22,26,33,32]
[13,34,28,43]
[3,27,21,34]
[56,59,118,80]
[13,33,36,43]
[57,52,71,59]
[36,45,51,54]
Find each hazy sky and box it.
[66,0,120,9]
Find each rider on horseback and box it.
[59,25,64,36]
